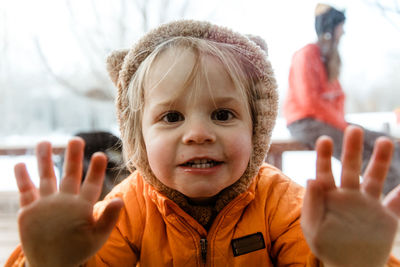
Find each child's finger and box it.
[315,136,336,191]
[80,152,107,204]
[36,141,57,197]
[301,179,325,236]
[361,137,393,199]
[94,198,124,239]
[383,184,400,217]
[340,126,363,190]
[60,138,85,194]
[14,163,39,207]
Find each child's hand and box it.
[301,125,398,267]
[14,139,124,267]
[383,183,400,217]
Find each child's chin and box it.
[186,193,219,205]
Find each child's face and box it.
[141,47,252,203]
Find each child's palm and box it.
[15,139,123,267]
[302,126,398,267]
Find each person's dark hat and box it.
[315,3,346,37]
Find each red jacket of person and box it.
[283,43,348,131]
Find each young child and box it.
[6,20,400,267]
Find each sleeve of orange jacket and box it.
[84,199,139,267]
[289,48,348,130]
[4,245,25,267]
[267,178,319,266]
[388,254,400,266]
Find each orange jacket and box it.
[84,163,318,266]
[283,43,348,131]
[6,164,400,266]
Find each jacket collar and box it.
[144,173,258,233]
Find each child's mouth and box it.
[181,159,223,168]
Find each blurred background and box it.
[1,0,400,138]
[1,0,400,186]
[1,0,400,263]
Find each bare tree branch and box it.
[365,0,400,32]
[34,36,114,101]
[179,0,191,18]
[0,8,8,82]
[134,0,150,32]
[33,37,83,95]
[159,0,171,24]
[90,0,110,50]
[118,0,128,45]
[64,0,111,83]
[33,0,212,103]
[84,87,114,101]
[0,8,8,100]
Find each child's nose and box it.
[182,120,216,144]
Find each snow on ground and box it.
[0,133,69,191]
[0,155,61,191]
[1,112,399,191]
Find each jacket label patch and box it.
[231,232,266,257]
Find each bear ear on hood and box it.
[106,49,129,86]
[246,34,268,56]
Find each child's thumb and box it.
[301,179,325,233]
[383,184,400,217]
[95,198,124,236]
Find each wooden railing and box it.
[0,146,66,156]
[266,140,313,169]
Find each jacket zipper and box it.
[200,238,207,264]
[174,215,208,266]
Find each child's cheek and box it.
[226,131,253,172]
[236,139,252,162]
[145,134,174,180]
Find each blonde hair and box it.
[121,36,264,171]
[318,38,342,81]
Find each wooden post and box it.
[266,140,312,169]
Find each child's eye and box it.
[162,111,184,123]
[211,109,234,121]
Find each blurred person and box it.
[283,3,400,194]
[60,131,130,200]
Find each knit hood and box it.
[106,20,278,228]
